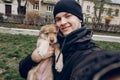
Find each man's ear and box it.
[79,20,82,23]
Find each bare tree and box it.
[17,0,27,15]
[17,0,37,15]
[91,0,112,30]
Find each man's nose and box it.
[61,17,67,25]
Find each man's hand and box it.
[31,46,55,63]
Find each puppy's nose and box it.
[50,37,54,43]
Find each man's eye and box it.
[55,18,61,22]
[66,14,72,18]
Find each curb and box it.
[0,27,120,43]
[93,35,120,43]
[0,27,39,36]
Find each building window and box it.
[86,5,90,13]
[115,9,119,17]
[107,8,112,16]
[47,5,54,12]
[33,1,39,10]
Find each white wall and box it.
[0,3,5,14]
[0,0,18,15]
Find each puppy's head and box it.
[39,24,58,44]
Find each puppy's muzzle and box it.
[49,37,56,44]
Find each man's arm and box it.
[19,46,55,79]
[19,54,38,79]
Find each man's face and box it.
[55,12,82,36]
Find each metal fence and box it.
[0,14,120,33]
[86,23,120,33]
[0,14,54,26]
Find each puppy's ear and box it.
[38,26,45,37]
[55,25,59,32]
[40,29,45,33]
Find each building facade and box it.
[0,0,120,25]
[82,0,120,25]
[25,0,120,25]
[0,0,18,16]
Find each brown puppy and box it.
[27,24,63,80]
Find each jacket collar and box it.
[57,24,93,52]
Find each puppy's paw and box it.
[55,61,63,72]
[37,40,49,57]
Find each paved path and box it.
[0,27,39,36]
[0,27,120,43]
[93,35,120,43]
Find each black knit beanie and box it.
[53,0,83,21]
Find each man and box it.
[19,0,120,80]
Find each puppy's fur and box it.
[27,24,63,80]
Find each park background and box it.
[0,0,120,80]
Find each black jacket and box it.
[19,25,120,80]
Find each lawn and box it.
[0,33,120,80]
[0,33,37,80]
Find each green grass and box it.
[95,41,120,50]
[0,33,37,80]
[0,33,120,80]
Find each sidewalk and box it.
[0,27,120,43]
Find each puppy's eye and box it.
[54,32,57,34]
[44,32,48,35]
